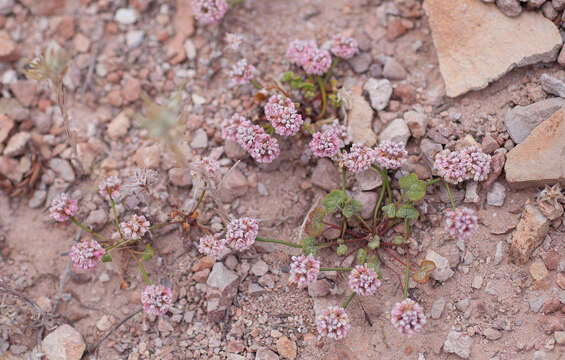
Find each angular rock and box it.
[49,158,75,182]
[3,131,30,156]
[10,80,36,107]
[510,203,550,264]
[541,74,565,97]
[207,262,240,321]
[347,94,377,146]
[0,31,18,62]
[251,260,269,277]
[190,128,208,149]
[431,297,446,319]
[349,52,372,74]
[529,261,549,281]
[355,168,383,190]
[404,110,427,138]
[443,330,473,359]
[126,30,144,49]
[115,8,138,24]
[504,98,565,144]
[311,158,341,191]
[308,279,330,298]
[379,118,410,145]
[0,156,21,182]
[41,324,85,360]
[486,182,506,206]
[382,58,407,80]
[107,110,131,140]
[135,145,160,169]
[168,0,195,64]
[496,0,522,16]
[363,78,392,111]
[86,209,107,228]
[0,0,14,15]
[168,168,192,187]
[505,107,565,188]
[0,114,14,144]
[256,348,279,360]
[425,250,454,282]
[541,1,558,19]
[219,168,248,202]
[352,191,377,219]
[423,0,562,97]
[484,328,502,341]
[276,336,297,360]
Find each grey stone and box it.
[349,52,372,74]
[115,8,138,24]
[443,331,473,359]
[49,158,75,182]
[541,73,565,97]
[190,129,208,149]
[503,98,565,144]
[554,0,565,10]
[3,131,30,156]
[185,39,197,60]
[455,298,470,312]
[219,168,248,202]
[207,262,240,296]
[0,0,14,15]
[28,189,46,208]
[41,324,85,360]
[86,209,107,228]
[308,279,330,297]
[255,348,279,360]
[494,241,505,265]
[420,138,442,166]
[529,296,545,312]
[404,110,427,138]
[464,182,480,203]
[379,118,410,145]
[425,250,454,282]
[363,78,392,111]
[431,298,446,319]
[484,328,502,341]
[352,191,377,219]
[251,260,269,277]
[347,94,377,146]
[533,351,547,360]
[126,30,144,49]
[355,168,383,190]
[496,0,523,16]
[382,58,407,80]
[311,158,341,191]
[247,283,266,296]
[487,182,506,206]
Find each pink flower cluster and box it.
[331,34,359,59]
[343,143,378,173]
[226,217,259,251]
[390,298,426,335]
[198,234,227,258]
[316,306,350,340]
[49,192,78,222]
[221,114,280,163]
[120,214,150,240]
[375,141,407,170]
[99,175,122,200]
[287,39,317,67]
[192,0,228,25]
[264,95,303,136]
[201,157,220,178]
[288,254,320,288]
[348,264,381,296]
[141,284,173,316]
[434,147,491,184]
[321,120,351,148]
[444,207,478,240]
[309,130,340,158]
[303,49,332,76]
[230,59,256,84]
[69,238,106,271]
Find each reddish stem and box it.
[323,221,368,237]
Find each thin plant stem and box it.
[71,217,107,242]
[250,79,263,89]
[355,215,372,232]
[372,183,386,227]
[341,168,347,191]
[130,252,151,286]
[340,219,347,239]
[373,165,392,203]
[149,221,183,231]
[302,123,314,135]
[443,180,456,210]
[110,197,123,239]
[323,58,339,85]
[343,292,355,309]
[317,237,369,249]
[322,221,367,237]
[256,237,302,248]
[315,76,327,120]
[194,187,207,213]
[427,178,441,186]
[403,219,410,300]
[320,267,353,272]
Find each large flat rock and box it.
[505,108,565,188]
[423,0,562,97]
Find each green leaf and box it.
[356,249,367,263]
[382,204,396,218]
[142,244,154,261]
[336,244,348,256]
[322,190,347,213]
[305,207,326,237]
[399,173,428,202]
[341,198,361,218]
[281,71,297,83]
[301,236,318,255]
[393,236,404,245]
[412,260,436,284]
[368,235,381,250]
[396,203,420,220]
[101,253,112,262]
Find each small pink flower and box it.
[343,143,378,173]
[331,34,359,59]
[99,175,122,200]
[230,59,256,84]
[391,298,426,335]
[264,94,303,137]
[49,192,78,222]
[222,113,250,142]
[226,217,259,251]
[322,120,351,148]
[316,306,350,340]
[287,39,317,66]
[304,49,332,75]
[309,130,340,158]
[375,141,407,170]
[249,134,280,163]
[348,264,381,296]
[444,207,478,240]
[201,157,220,178]
[433,149,469,184]
[120,214,150,240]
[198,234,227,258]
[192,0,228,24]
[462,147,491,182]
[289,254,320,288]
[69,238,106,271]
[141,285,173,316]
[236,123,265,151]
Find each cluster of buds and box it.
[348,264,381,296]
[192,0,228,25]
[444,207,478,241]
[390,298,427,335]
[310,121,351,159]
[120,214,150,240]
[141,285,173,316]
[98,175,122,200]
[221,113,280,163]
[198,217,260,258]
[230,59,256,85]
[69,238,106,270]
[434,147,491,184]
[316,306,350,340]
[288,254,320,288]
[342,141,406,173]
[264,94,303,136]
[49,192,78,222]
